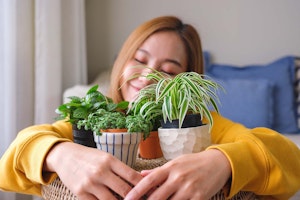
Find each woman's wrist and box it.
[205,149,232,191]
[43,142,70,172]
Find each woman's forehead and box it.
[137,31,187,65]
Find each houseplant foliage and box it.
[129,67,222,128]
[128,83,162,131]
[55,85,128,126]
[55,84,131,147]
[55,84,152,166]
[128,84,164,159]
[128,67,223,160]
[76,108,151,139]
[74,97,152,166]
[154,71,221,128]
[129,84,163,159]
[55,84,151,138]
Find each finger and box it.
[86,184,118,200]
[104,172,134,198]
[140,169,154,176]
[146,179,176,200]
[125,170,167,200]
[111,161,143,185]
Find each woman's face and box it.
[120,31,188,102]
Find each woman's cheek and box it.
[121,63,144,101]
[121,83,138,102]
[122,64,138,81]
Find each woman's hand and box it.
[125,149,231,200]
[44,142,143,199]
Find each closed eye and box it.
[160,70,175,76]
[134,58,146,65]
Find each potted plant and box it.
[76,107,152,167]
[128,84,164,159]
[56,85,128,148]
[130,68,222,160]
[56,85,152,166]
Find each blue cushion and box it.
[206,55,298,133]
[203,51,211,68]
[214,78,274,128]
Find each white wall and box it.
[85,0,300,82]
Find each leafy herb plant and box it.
[77,109,152,138]
[128,83,163,131]
[128,67,223,129]
[55,85,128,125]
[56,84,152,139]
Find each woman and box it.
[1,16,300,200]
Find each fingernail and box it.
[124,195,132,200]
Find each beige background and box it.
[85,0,300,82]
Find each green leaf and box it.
[73,107,88,119]
[117,101,129,110]
[178,97,189,128]
[67,96,82,103]
[86,85,99,94]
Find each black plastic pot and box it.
[160,113,202,128]
[72,124,96,148]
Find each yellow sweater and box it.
[0,112,300,199]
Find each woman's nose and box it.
[141,62,160,75]
[138,67,155,84]
[140,67,152,76]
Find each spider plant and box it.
[128,83,163,131]
[139,69,222,129]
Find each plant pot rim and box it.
[158,123,209,130]
[72,124,96,148]
[100,128,128,133]
[160,113,202,128]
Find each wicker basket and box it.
[42,157,257,200]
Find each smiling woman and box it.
[1,15,300,200]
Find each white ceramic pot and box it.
[94,130,142,167]
[158,124,210,160]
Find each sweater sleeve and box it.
[206,112,300,199]
[0,120,73,196]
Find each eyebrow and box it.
[137,48,184,68]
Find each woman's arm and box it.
[0,120,143,199]
[0,120,72,196]
[125,112,300,200]
[125,149,231,200]
[208,112,300,199]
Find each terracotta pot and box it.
[100,128,128,133]
[139,131,163,159]
[94,129,142,167]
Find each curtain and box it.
[0,0,87,199]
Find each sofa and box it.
[204,54,300,199]
[204,54,300,148]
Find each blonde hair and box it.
[108,16,203,102]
